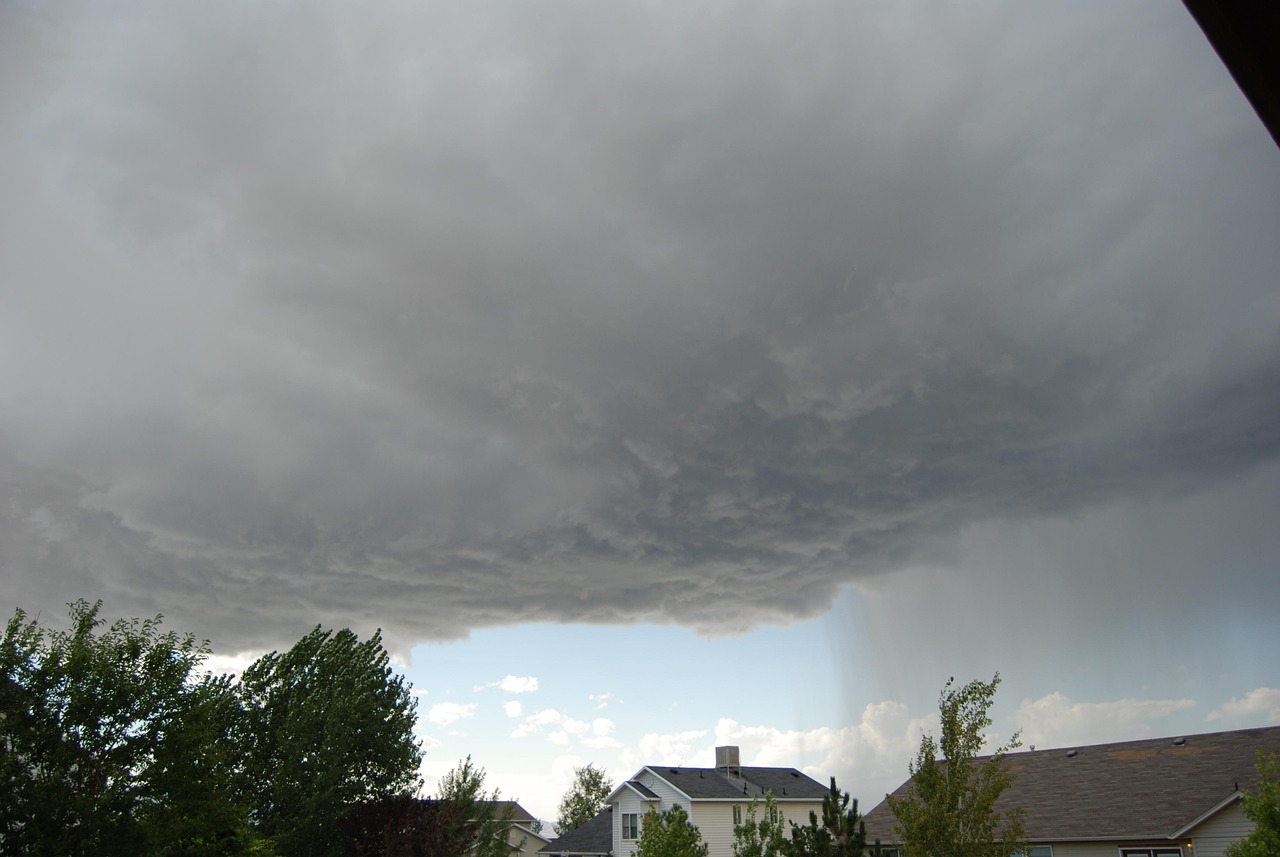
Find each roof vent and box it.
[1066,749,1077,758]
[1172,737,1186,746]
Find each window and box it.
[733,805,742,825]
[1119,850,1182,857]
[1014,848,1053,857]
[622,813,639,840]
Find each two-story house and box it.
[606,745,829,857]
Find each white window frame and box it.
[1119,849,1182,857]
[622,812,639,840]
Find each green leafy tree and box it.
[1225,752,1280,857]
[437,756,520,857]
[789,778,868,857]
[636,804,709,857]
[0,600,266,856]
[236,625,422,857]
[556,763,614,833]
[733,791,790,857]
[885,675,1026,857]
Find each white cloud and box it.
[427,701,478,727]
[1015,692,1196,749]
[512,708,621,750]
[1207,688,1280,724]
[511,708,564,737]
[711,704,932,803]
[504,700,524,718]
[582,718,621,749]
[476,675,540,694]
[618,729,710,770]
[590,692,613,710]
[199,651,263,680]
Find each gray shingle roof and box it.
[540,807,613,856]
[625,780,661,800]
[863,725,1280,843]
[651,766,829,800]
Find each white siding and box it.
[613,792,655,857]
[613,774,691,857]
[688,800,822,857]
[1190,802,1255,857]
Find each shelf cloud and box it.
[2,1,1277,655]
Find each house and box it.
[539,807,613,857]
[606,745,830,857]
[863,724,1280,857]
[494,800,553,857]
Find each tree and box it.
[1224,752,1280,857]
[236,625,422,857]
[885,675,1026,857]
[733,791,790,857]
[0,600,266,856]
[789,778,869,857]
[437,756,520,857]
[343,795,469,857]
[636,804,709,857]
[556,763,614,833]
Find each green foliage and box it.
[1225,752,1280,857]
[733,791,791,857]
[789,778,869,857]
[437,755,520,857]
[0,600,265,856]
[235,625,422,857]
[556,763,614,833]
[885,675,1026,857]
[637,804,709,857]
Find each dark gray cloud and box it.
[2,1,1278,652]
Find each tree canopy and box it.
[1224,752,1280,857]
[788,778,869,857]
[733,791,790,857]
[556,763,614,833]
[0,599,266,856]
[1,600,436,857]
[436,755,520,857]
[885,675,1025,857]
[236,625,423,857]
[637,804,709,857]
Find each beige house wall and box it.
[688,798,822,857]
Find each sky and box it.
[3,0,1279,829]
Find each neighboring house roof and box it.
[863,725,1280,843]
[539,807,613,856]
[608,765,829,803]
[490,800,538,826]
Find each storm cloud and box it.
[2,1,1277,651]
